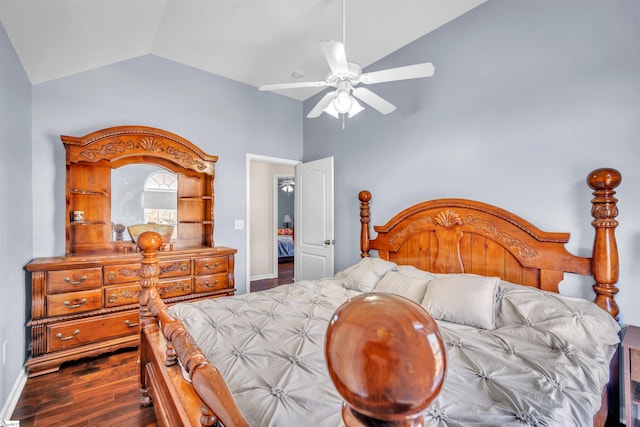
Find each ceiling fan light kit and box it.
[258,1,435,120]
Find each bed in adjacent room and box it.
[277,229,294,263]
[137,167,622,427]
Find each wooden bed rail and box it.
[359,168,621,320]
[137,232,250,427]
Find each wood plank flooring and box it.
[11,347,156,427]
[250,260,294,292]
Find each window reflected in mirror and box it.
[111,165,178,241]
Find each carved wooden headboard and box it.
[359,168,621,319]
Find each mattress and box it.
[168,259,620,427]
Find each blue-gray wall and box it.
[304,0,640,326]
[0,21,32,411]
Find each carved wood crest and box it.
[78,137,207,171]
[387,209,538,258]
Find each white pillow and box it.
[373,271,429,303]
[395,265,439,281]
[335,257,397,292]
[421,274,500,330]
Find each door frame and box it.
[245,154,300,293]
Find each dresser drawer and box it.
[194,256,228,275]
[194,273,228,293]
[47,311,139,351]
[103,263,141,285]
[47,267,102,294]
[46,289,103,317]
[158,258,191,278]
[631,347,640,382]
[104,283,142,308]
[157,278,193,299]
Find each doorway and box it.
[246,154,299,292]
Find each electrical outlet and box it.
[234,219,244,230]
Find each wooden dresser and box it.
[25,125,237,377]
[26,247,235,377]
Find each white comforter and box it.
[168,264,620,427]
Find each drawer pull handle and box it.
[64,275,87,285]
[124,320,138,328]
[56,330,80,341]
[107,272,116,281]
[205,280,220,288]
[64,298,87,309]
[204,262,220,270]
[183,284,191,291]
[181,264,189,271]
[108,295,118,303]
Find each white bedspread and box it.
[168,269,620,427]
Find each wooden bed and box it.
[137,167,621,427]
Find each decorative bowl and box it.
[127,224,174,244]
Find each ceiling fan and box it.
[258,1,435,119]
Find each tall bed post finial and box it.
[588,168,621,320]
[136,231,163,408]
[359,191,371,258]
[138,231,163,328]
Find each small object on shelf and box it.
[127,224,174,244]
[113,223,125,241]
[623,325,640,426]
[72,211,84,222]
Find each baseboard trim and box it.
[0,367,27,421]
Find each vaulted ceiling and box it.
[0,0,486,100]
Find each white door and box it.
[294,157,334,281]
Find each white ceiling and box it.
[0,0,486,101]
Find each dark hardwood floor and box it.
[11,347,156,427]
[250,260,294,292]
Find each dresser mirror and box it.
[111,164,178,241]
[62,125,218,255]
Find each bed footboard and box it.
[137,232,249,427]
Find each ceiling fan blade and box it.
[259,81,328,91]
[360,62,435,85]
[352,87,396,115]
[320,40,349,75]
[307,91,337,118]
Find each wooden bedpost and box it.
[137,231,163,408]
[588,168,621,320]
[138,231,163,328]
[359,191,371,258]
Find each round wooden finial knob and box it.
[588,168,621,190]
[137,231,163,253]
[358,190,371,202]
[326,293,446,423]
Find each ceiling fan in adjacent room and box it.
[258,1,435,119]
